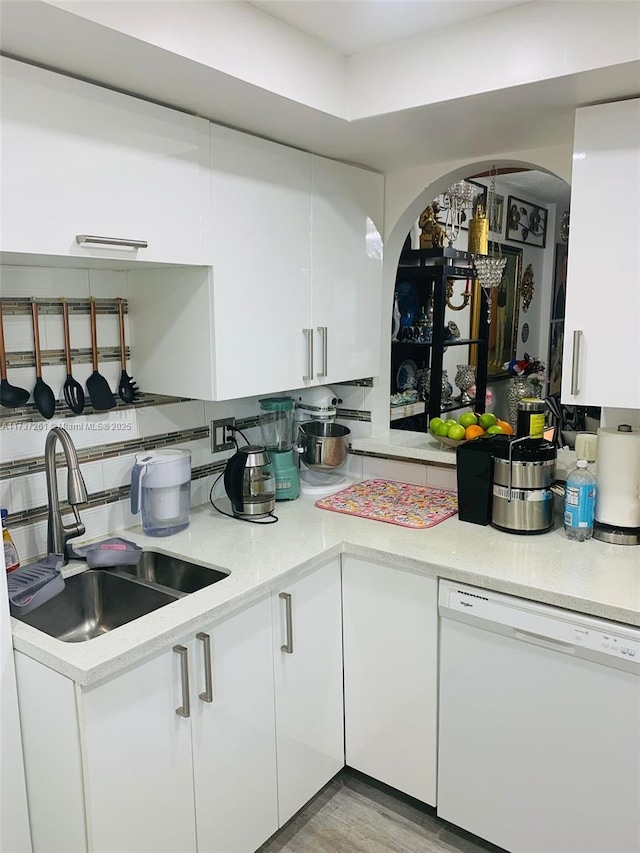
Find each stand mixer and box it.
[291,386,352,496]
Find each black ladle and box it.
[31,299,56,419]
[0,302,30,408]
[62,299,85,414]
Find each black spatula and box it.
[31,299,56,419]
[86,297,116,411]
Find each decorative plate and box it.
[396,359,418,391]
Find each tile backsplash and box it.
[1,264,373,563]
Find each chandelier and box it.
[441,180,475,246]
[473,168,507,323]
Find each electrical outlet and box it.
[211,417,235,454]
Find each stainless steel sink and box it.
[16,570,180,643]
[116,551,228,594]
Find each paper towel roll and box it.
[595,426,640,527]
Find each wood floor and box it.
[259,770,505,853]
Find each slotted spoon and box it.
[117,298,139,404]
[62,299,85,414]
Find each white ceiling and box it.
[249,0,531,56]
[1,0,638,177]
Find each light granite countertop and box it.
[11,492,640,686]
[352,431,581,479]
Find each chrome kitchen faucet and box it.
[45,426,88,563]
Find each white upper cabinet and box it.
[129,126,384,400]
[209,125,313,399]
[311,156,383,385]
[0,57,211,266]
[562,98,640,408]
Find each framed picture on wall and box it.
[548,319,565,396]
[552,242,568,320]
[506,195,548,248]
[470,244,523,379]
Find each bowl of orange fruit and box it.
[429,412,514,448]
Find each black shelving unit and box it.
[392,247,489,428]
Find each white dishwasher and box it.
[438,580,640,853]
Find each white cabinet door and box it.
[562,98,640,407]
[0,57,211,266]
[342,556,438,806]
[210,125,313,399]
[311,157,384,384]
[81,646,197,853]
[191,596,278,853]
[273,559,344,825]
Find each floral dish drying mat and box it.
[315,479,458,529]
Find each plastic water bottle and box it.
[564,460,596,541]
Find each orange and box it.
[465,425,486,440]
[496,419,514,435]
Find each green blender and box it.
[259,397,300,501]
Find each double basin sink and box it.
[15,552,228,643]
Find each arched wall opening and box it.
[370,153,572,431]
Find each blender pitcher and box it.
[130,449,192,536]
[259,397,300,500]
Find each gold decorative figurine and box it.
[419,204,445,249]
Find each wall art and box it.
[506,195,548,248]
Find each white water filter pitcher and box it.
[130,449,191,536]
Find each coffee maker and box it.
[457,398,557,534]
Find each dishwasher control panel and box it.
[440,582,640,667]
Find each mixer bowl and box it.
[298,422,350,471]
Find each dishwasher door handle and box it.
[513,628,576,655]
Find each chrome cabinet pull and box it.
[302,329,313,381]
[279,592,293,654]
[317,326,328,378]
[196,632,213,703]
[173,645,191,718]
[75,234,148,249]
[571,330,583,396]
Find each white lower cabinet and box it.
[342,556,438,805]
[273,558,345,825]
[15,595,278,853]
[14,562,347,853]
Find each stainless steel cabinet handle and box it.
[279,592,293,654]
[196,632,213,703]
[571,330,583,396]
[302,329,313,381]
[173,645,191,718]
[75,234,148,249]
[317,326,328,378]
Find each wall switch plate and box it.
[211,417,235,454]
